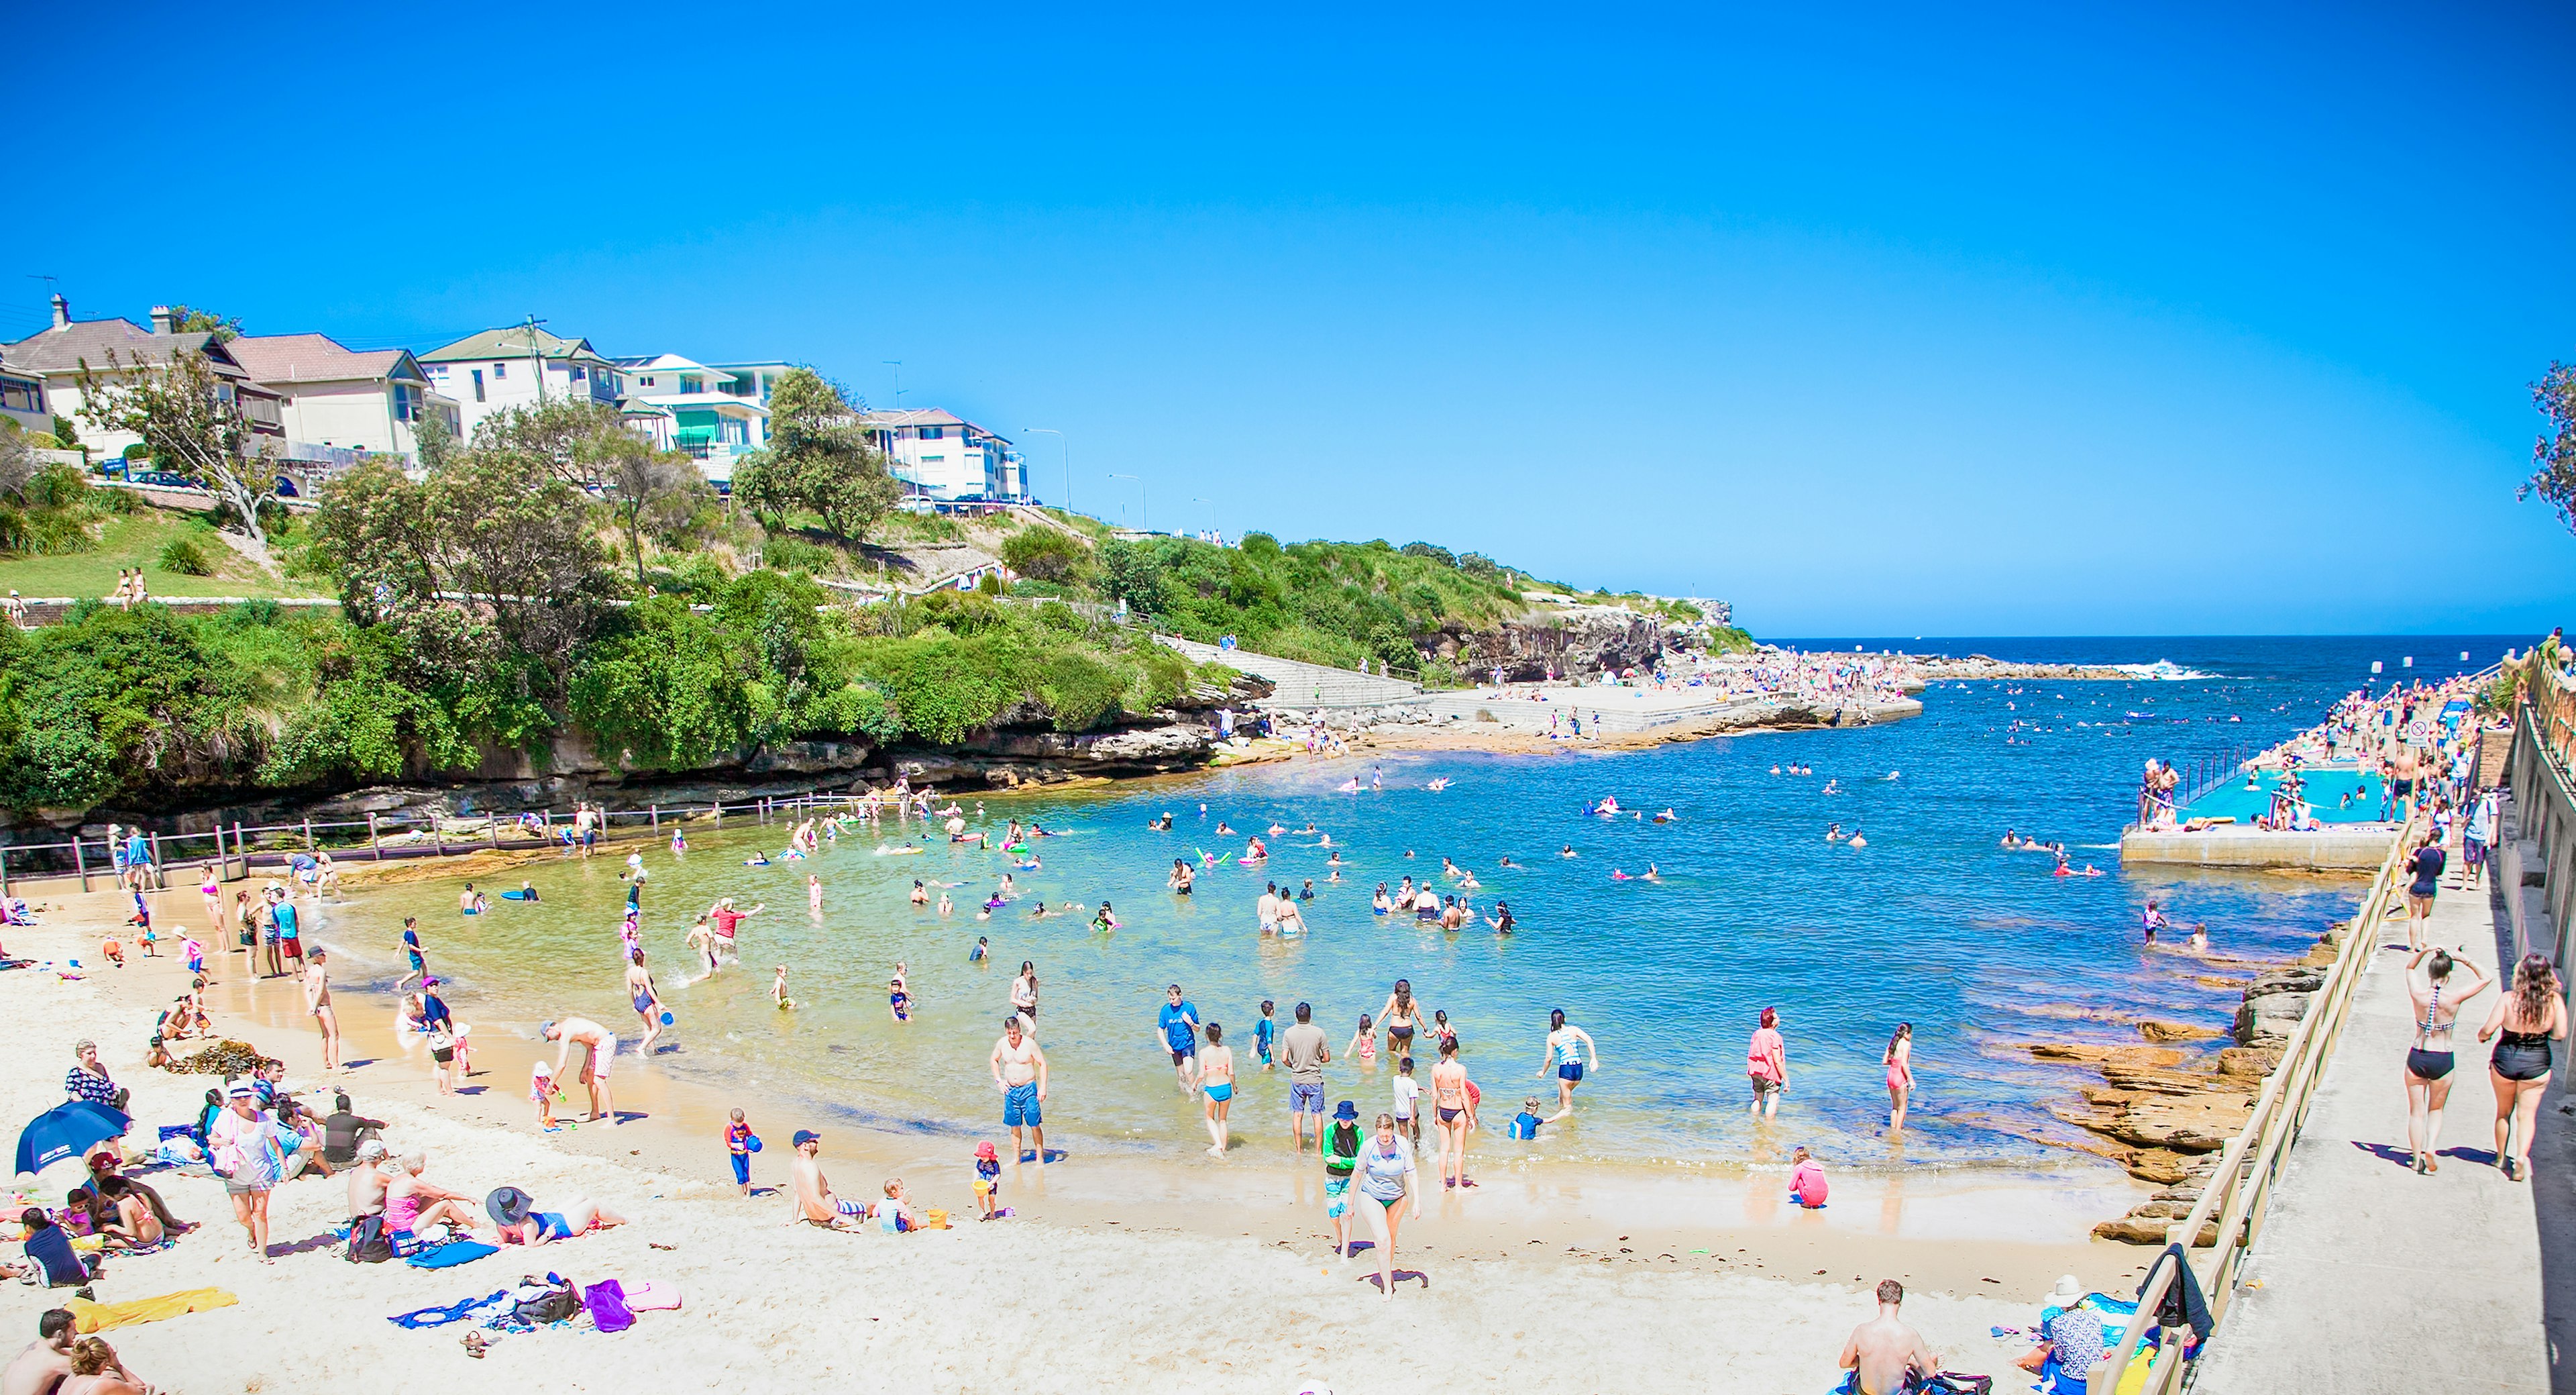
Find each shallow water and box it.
[316,636,2511,1174]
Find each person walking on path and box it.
[2404,832,2447,951]
[1884,1024,1915,1134]
[301,948,342,1072]
[1748,1006,1789,1117]
[990,1015,1048,1169]
[2401,947,2489,1174]
[1280,1002,1332,1155]
[2480,953,2567,1182]
[541,1017,620,1126]
[1354,1111,1421,1300]
[1534,1009,1598,1122]
[2463,788,2500,890]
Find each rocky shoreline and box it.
[2053,925,2346,1243]
[1911,655,2139,682]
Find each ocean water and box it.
[321,635,2517,1175]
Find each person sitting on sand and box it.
[60,1336,150,1395]
[783,1131,865,1229]
[3,1310,80,1395]
[1837,1280,1941,1395]
[344,1141,392,1221]
[484,1186,625,1246]
[1789,1145,1829,1208]
[385,1154,482,1239]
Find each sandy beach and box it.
[0,876,2167,1394]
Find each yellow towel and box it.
[68,1288,239,1333]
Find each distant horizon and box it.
[9,3,2571,635]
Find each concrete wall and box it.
[2507,703,2576,1027]
[2120,825,2399,870]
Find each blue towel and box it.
[389,1288,512,1329]
[407,1239,499,1270]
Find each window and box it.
[569,365,586,382]
[472,368,486,403]
[0,376,42,413]
[492,362,506,379]
[640,376,656,388]
[920,425,945,440]
[680,375,702,394]
[392,382,422,421]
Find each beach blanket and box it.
[407,1239,499,1270]
[389,1289,514,1330]
[68,1288,237,1333]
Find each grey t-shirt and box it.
[1279,1022,1329,1084]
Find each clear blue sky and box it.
[9,3,2572,635]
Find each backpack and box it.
[345,1214,393,1264]
[511,1275,582,1325]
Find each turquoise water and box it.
[2180,768,2392,825]
[315,637,2512,1174]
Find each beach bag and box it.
[1929,1377,1992,1395]
[511,1275,582,1325]
[583,1278,635,1334]
[345,1215,394,1264]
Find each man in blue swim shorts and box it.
[990,1015,1049,1170]
[1279,1001,1332,1154]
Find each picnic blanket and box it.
[67,1288,237,1333]
[407,1239,499,1270]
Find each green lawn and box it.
[0,511,326,600]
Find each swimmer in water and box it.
[1216,822,1236,835]
[1642,864,1660,881]
[808,875,824,911]
[670,829,688,853]
[1092,902,1121,933]
[745,851,771,867]
[971,936,989,962]
[890,964,911,1023]
[1654,809,1676,822]
[771,966,796,1010]
[1560,845,1578,858]
[910,880,929,906]
[1847,831,1868,848]
[1825,823,1843,842]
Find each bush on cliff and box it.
[1095,533,1525,671]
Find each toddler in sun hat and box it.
[531,1060,559,1129]
[972,1141,1002,1219]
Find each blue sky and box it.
[8,3,2572,635]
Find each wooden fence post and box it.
[1,847,10,899]
[712,800,722,827]
[368,814,382,862]
[488,819,502,849]
[650,805,659,831]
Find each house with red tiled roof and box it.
[0,296,284,459]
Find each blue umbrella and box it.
[15,1101,129,1178]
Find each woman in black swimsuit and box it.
[1377,980,1419,1057]
[2401,947,2488,1174]
[2479,952,2567,1181]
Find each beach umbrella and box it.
[14,1101,129,1178]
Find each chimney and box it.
[49,294,68,330]
[149,305,179,335]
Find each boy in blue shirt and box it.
[1156,984,1200,1093]
[1254,1000,1277,1071]
[1509,1097,1546,1141]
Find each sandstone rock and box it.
[2094,1216,2218,1247]
[2030,1043,2187,1069]
[2139,1020,2224,1043]
[2216,1046,2282,1077]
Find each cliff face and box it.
[1426,605,1684,680]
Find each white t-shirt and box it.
[1393,1074,1421,1119]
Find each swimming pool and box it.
[2179,768,2393,826]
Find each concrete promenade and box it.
[2194,815,2572,1394]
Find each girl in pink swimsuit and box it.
[1884,1023,1915,1133]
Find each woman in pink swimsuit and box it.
[1884,1023,1915,1133]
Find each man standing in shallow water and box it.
[541,1017,619,1125]
[990,1015,1048,1168]
[1279,1001,1332,1154]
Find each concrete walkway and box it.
[2195,809,2572,1394]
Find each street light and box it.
[1026,427,1068,512]
[1110,473,1147,533]
[881,361,902,413]
[1192,497,1217,541]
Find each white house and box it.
[709,360,796,410]
[0,348,46,435]
[608,352,770,482]
[0,297,285,460]
[226,333,461,460]
[417,325,623,439]
[860,408,1023,502]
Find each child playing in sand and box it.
[725,1108,758,1196]
[972,1141,1002,1220]
[99,935,124,968]
[531,1061,559,1129]
[181,936,204,977]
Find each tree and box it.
[76,348,280,555]
[2524,362,2576,533]
[731,368,900,541]
[167,306,243,342]
[0,421,32,500]
[468,399,712,580]
[604,448,715,583]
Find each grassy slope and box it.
[0,510,325,600]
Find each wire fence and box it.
[0,788,906,898]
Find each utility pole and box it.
[523,314,550,404]
[882,361,902,415]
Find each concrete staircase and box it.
[1157,636,1422,709]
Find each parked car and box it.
[131,470,203,488]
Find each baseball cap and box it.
[792,1129,820,1147]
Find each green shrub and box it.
[1000,527,1085,582]
[160,535,217,576]
[761,534,835,574]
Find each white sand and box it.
[0,890,2098,1393]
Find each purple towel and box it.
[584,1278,634,1333]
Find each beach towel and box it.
[67,1288,238,1333]
[622,1281,682,1312]
[584,1278,635,1333]
[389,1289,513,1330]
[407,1239,499,1270]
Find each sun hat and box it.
[358,1141,388,1161]
[2048,1275,2085,1306]
[486,1186,535,1229]
[225,1081,255,1098]
[792,1129,820,1147]
[539,1020,557,1038]
[974,1141,998,1160]
[1333,1100,1359,1121]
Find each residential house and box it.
[226,333,462,474]
[608,353,769,483]
[0,348,45,435]
[417,325,623,438]
[708,360,795,411]
[861,408,1023,503]
[0,297,284,462]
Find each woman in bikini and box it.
[2402,946,2489,1174]
[2480,952,2567,1180]
[1010,962,1039,1027]
[1377,981,1421,1062]
[1200,1022,1235,1156]
[1430,1038,1472,1188]
[1884,1023,1916,1134]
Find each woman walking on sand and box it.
[1748,1007,1788,1118]
[1354,1110,1421,1301]
[1884,1024,1915,1133]
[1201,1022,1236,1155]
[2481,953,2567,1181]
[2402,946,2489,1174]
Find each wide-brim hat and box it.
[1333,1101,1359,1121]
[486,1186,535,1229]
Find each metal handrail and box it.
[2090,808,2417,1395]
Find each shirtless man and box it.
[686,916,720,976]
[990,1015,1049,1170]
[1,1312,76,1395]
[784,1130,863,1228]
[344,1141,392,1221]
[625,949,666,1055]
[2390,741,2422,821]
[1838,1280,1941,1395]
[301,949,342,1071]
[541,1017,619,1125]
